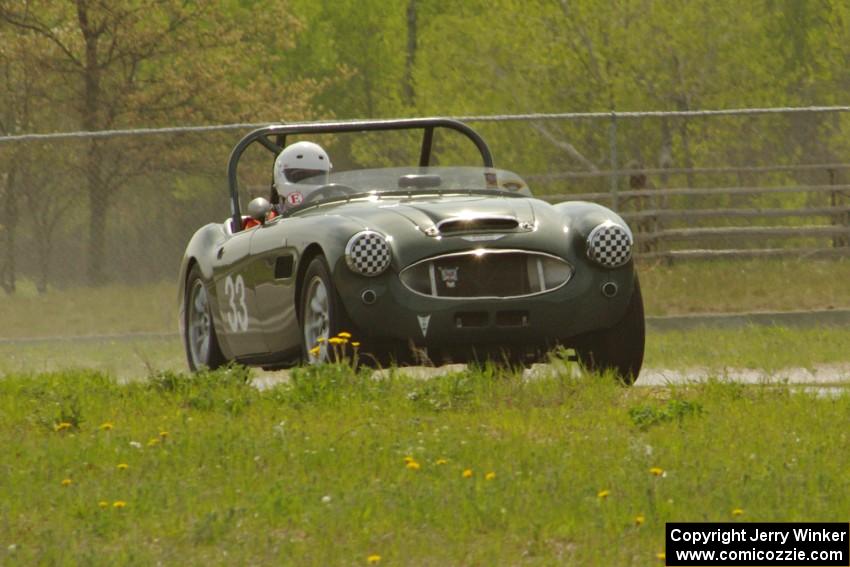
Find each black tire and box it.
[184,264,227,371]
[573,277,645,384]
[299,256,350,363]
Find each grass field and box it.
[3,326,850,381]
[1,365,849,565]
[1,258,849,339]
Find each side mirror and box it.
[247,197,272,223]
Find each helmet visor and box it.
[285,168,327,184]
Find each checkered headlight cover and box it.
[586,222,633,268]
[345,231,391,276]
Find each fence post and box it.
[830,167,850,248]
[608,111,619,210]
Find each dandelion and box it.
[649,467,665,477]
[352,342,361,348]
[406,460,420,471]
[316,337,326,343]
[159,431,169,439]
[656,552,666,560]
[328,337,344,345]
[485,472,496,481]
[61,478,72,487]
[309,346,321,356]
[54,422,72,432]
[732,508,744,517]
[338,331,352,339]
[635,514,645,526]
[113,501,126,509]
[403,455,415,464]
[99,422,114,431]
[147,438,160,447]
[597,489,610,499]
[462,469,473,478]
[435,458,448,465]
[98,501,109,509]
[367,554,381,564]
[117,463,129,471]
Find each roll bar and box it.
[226,117,494,232]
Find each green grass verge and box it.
[2,258,849,339]
[1,366,848,565]
[3,326,850,380]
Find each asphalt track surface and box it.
[249,362,850,391]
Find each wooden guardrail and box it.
[538,181,850,261]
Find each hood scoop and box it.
[437,216,520,235]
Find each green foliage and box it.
[628,398,703,430]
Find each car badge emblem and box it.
[286,191,303,206]
[438,266,459,288]
[417,314,431,338]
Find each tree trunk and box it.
[403,0,417,106]
[86,140,109,285]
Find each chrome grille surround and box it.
[586,221,633,268]
[399,248,574,299]
[345,230,392,276]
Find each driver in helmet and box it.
[271,141,332,214]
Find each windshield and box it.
[291,166,531,197]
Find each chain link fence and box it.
[1,107,849,296]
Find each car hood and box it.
[329,195,536,233]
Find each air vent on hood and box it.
[437,216,519,235]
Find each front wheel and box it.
[573,277,645,384]
[184,264,227,371]
[300,256,349,363]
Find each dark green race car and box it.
[178,118,644,382]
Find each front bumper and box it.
[333,256,636,350]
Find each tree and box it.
[0,0,323,285]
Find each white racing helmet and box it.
[273,141,332,191]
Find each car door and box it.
[248,217,302,354]
[211,228,267,357]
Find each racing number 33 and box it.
[224,274,249,332]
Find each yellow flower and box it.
[117,463,129,471]
[367,554,381,564]
[98,501,109,509]
[406,461,421,471]
[316,337,326,343]
[54,422,72,432]
[485,472,496,481]
[732,508,744,516]
[352,342,361,348]
[462,469,473,478]
[656,552,666,560]
[403,455,415,464]
[61,478,72,487]
[147,438,160,447]
[635,514,645,526]
[649,467,664,476]
[99,422,114,431]
[337,331,352,339]
[597,489,610,499]
[113,501,127,509]
[328,337,344,345]
[435,458,448,465]
[309,346,321,356]
[159,431,169,439]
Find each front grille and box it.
[437,216,519,234]
[399,249,573,299]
